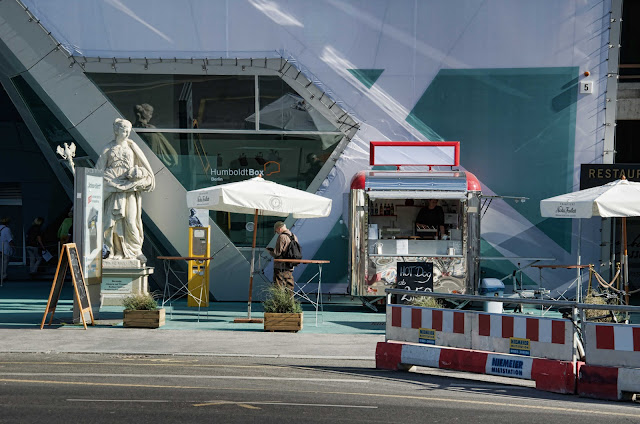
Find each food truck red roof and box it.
[352,141,480,192]
[350,170,481,193]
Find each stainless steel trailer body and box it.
[349,171,481,299]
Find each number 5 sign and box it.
[579,81,593,94]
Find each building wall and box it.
[2,0,613,296]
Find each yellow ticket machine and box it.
[188,226,210,307]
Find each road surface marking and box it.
[0,373,369,383]
[67,399,169,403]
[193,400,376,409]
[0,361,281,369]
[1,378,637,419]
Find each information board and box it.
[396,261,434,303]
[40,243,94,329]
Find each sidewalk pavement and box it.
[0,280,385,360]
[0,327,384,360]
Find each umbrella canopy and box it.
[186,176,332,322]
[187,176,332,218]
[540,178,640,303]
[245,93,335,132]
[540,179,640,219]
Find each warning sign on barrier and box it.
[509,337,531,356]
[419,328,436,345]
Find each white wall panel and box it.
[15,0,612,293]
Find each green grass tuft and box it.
[263,284,302,314]
[122,292,158,311]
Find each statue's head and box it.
[113,118,132,138]
[134,104,154,121]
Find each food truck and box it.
[349,142,482,303]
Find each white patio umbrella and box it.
[540,177,640,303]
[186,176,332,322]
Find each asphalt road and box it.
[0,353,638,423]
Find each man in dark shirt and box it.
[416,199,445,239]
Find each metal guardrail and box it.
[385,288,640,364]
[384,288,640,313]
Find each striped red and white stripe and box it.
[594,325,640,351]
[477,314,566,344]
[391,305,465,334]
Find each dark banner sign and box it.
[580,164,640,189]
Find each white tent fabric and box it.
[187,176,332,218]
[540,179,640,219]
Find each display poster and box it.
[74,167,104,287]
[189,208,210,227]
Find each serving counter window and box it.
[349,169,482,299]
[360,195,470,297]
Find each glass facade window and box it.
[12,75,88,160]
[257,76,335,131]
[134,131,341,246]
[88,71,345,247]
[87,74,256,130]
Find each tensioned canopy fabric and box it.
[540,179,640,219]
[186,176,332,218]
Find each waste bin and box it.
[479,278,504,314]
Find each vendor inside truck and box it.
[415,199,445,239]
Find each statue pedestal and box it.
[100,259,155,307]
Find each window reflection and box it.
[140,132,342,246]
[134,103,178,167]
[87,74,256,130]
[86,71,346,247]
[257,77,335,131]
[12,75,87,158]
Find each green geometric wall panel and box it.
[299,218,348,292]
[348,69,384,89]
[407,67,579,252]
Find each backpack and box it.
[281,233,303,266]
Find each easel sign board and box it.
[41,243,94,329]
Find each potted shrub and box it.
[263,285,303,332]
[122,292,165,328]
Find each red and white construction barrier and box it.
[376,341,576,394]
[383,305,640,400]
[583,322,640,368]
[578,364,640,400]
[387,305,573,360]
[577,322,640,400]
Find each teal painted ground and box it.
[0,281,386,334]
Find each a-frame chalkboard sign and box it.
[40,243,94,329]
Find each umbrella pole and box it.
[623,217,630,305]
[234,209,264,323]
[577,219,582,303]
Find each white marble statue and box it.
[56,142,76,174]
[95,118,155,262]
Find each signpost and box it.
[73,167,103,319]
[41,243,94,329]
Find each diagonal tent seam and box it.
[347,69,384,89]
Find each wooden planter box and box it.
[123,309,165,328]
[264,313,303,332]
